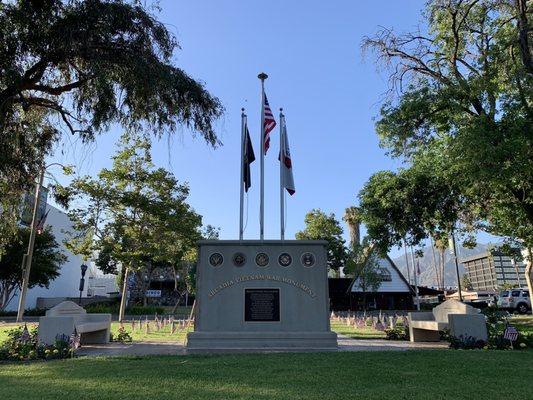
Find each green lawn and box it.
[0,321,379,343]
[0,351,532,399]
[330,321,386,339]
[112,321,192,343]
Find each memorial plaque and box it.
[244,288,280,322]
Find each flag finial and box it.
[258,72,268,81]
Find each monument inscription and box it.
[244,288,280,322]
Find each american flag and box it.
[503,325,519,342]
[262,94,276,154]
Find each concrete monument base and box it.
[187,331,338,352]
[187,240,337,352]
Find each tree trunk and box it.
[118,267,130,322]
[439,249,446,290]
[525,248,533,316]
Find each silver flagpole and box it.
[410,246,421,310]
[279,109,285,241]
[258,73,267,240]
[239,108,246,241]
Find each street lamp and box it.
[79,264,88,306]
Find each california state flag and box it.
[280,116,295,195]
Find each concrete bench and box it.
[38,301,111,345]
[408,299,487,342]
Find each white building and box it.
[7,204,88,311]
[350,255,414,310]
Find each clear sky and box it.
[48,0,440,257]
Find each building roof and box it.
[350,254,415,294]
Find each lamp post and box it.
[79,264,88,306]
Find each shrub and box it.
[0,308,46,317]
[111,327,132,343]
[84,303,165,315]
[448,335,487,350]
[384,327,409,341]
[0,325,77,361]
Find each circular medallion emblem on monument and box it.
[255,252,269,267]
[300,252,316,268]
[278,253,292,267]
[232,252,246,267]
[209,252,224,267]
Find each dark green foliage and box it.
[0,0,223,255]
[110,326,132,343]
[84,303,164,315]
[0,226,66,310]
[295,209,347,273]
[448,335,487,350]
[384,326,409,341]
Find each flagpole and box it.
[279,109,285,241]
[239,108,246,241]
[410,246,421,310]
[258,72,267,240]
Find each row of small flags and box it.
[330,312,410,331]
[121,315,193,335]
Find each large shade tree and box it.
[296,209,347,275]
[360,0,533,308]
[59,132,203,321]
[0,0,223,255]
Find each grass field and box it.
[112,321,192,343]
[0,351,532,399]
[329,321,387,339]
[0,321,382,343]
[1,315,531,344]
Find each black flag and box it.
[243,124,255,192]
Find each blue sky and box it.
[48,1,447,257]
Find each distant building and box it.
[329,256,415,311]
[8,204,87,311]
[461,251,527,291]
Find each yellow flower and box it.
[53,349,59,354]
[519,343,527,348]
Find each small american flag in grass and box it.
[503,325,518,342]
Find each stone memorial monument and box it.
[186,240,338,352]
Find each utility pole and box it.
[16,166,45,322]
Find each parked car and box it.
[497,288,531,314]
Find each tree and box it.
[358,167,461,252]
[0,226,66,310]
[361,0,533,309]
[0,0,223,255]
[343,206,362,247]
[295,209,347,275]
[461,274,473,291]
[59,132,202,321]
